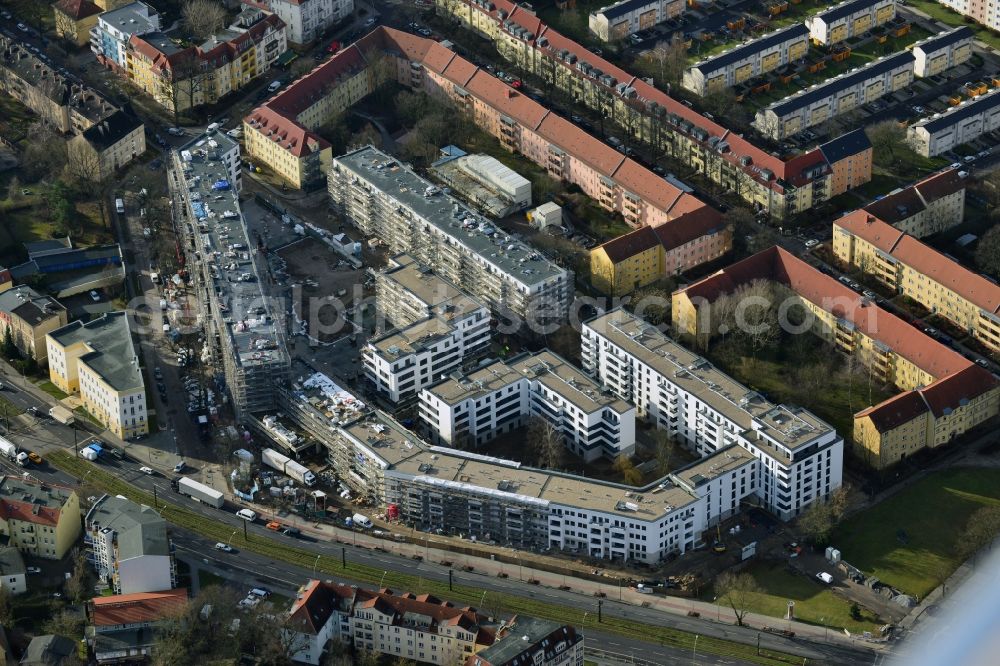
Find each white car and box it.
[804,239,819,248]
[167,127,185,136]
[236,508,258,522]
[950,162,962,170]
[173,461,186,473]
[16,23,27,32]
[964,155,976,163]
[89,290,100,302]
[215,542,233,552]
[139,466,155,475]
[26,566,41,574]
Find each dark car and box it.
[282,527,301,537]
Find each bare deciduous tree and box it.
[182,0,227,41]
[635,36,689,88]
[957,505,1000,566]
[527,416,566,469]
[716,571,761,626]
[865,120,906,168]
[653,430,679,476]
[613,454,643,486]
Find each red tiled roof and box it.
[920,364,998,417]
[54,0,102,20]
[245,105,330,158]
[422,41,458,75]
[680,246,971,378]
[90,589,188,627]
[856,391,928,432]
[597,226,659,263]
[442,55,479,87]
[863,169,965,224]
[536,114,624,176]
[288,580,355,635]
[611,158,682,213]
[269,43,368,118]
[0,477,75,528]
[597,206,725,263]
[464,70,550,130]
[836,211,1000,314]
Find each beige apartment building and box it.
[0,286,67,364]
[911,26,974,78]
[833,209,1000,354]
[67,109,146,181]
[0,476,81,561]
[683,24,809,96]
[859,168,966,238]
[805,0,897,45]
[46,312,148,440]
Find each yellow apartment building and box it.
[46,312,148,440]
[0,476,81,560]
[0,286,68,365]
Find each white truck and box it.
[352,513,372,529]
[49,405,75,426]
[177,477,225,508]
[0,437,17,460]
[261,448,316,486]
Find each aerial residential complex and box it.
[583,310,843,519]
[907,89,1000,157]
[124,5,287,112]
[286,580,502,665]
[170,130,289,416]
[911,26,974,78]
[263,0,355,45]
[588,0,685,42]
[0,477,81,561]
[46,313,148,440]
[330,146,573,324]
[437,0,874,220]
[834,210,1000,355]
[805,0,897,46]
[754,51,915,140]
[365,254,492,403]
[85,495,176,595]
[419,350,638,461]
[683,24,810,96]
[673,246,1000,469]
[858,168,966,238]
[936,0,1000,32]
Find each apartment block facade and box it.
[365,255,491,403]
[936,0,1000,33]
[833,210,1000,354]
[67,108,146,181]
[419,350,638,462]
[805,0,897,45]
[908,89,1000,157]
[264,0,355,45]
[286,581,500,665]
[911,26,974,78]
[53,0,104,46]
[683,24,810,96]
[859,168,966,238]
[588,0,685,42]
[330,146,572,324]
[0,477,81,561]
[90,1,161,71]
[124,8,286,113]
[170,131,289,417]
[672,246,999,468]
[0,286,67,364]
[46,313,148,440]
[85,495,176,595]
[754,51,914,140]
[468,617,583,666]
[583,310,843,519]
[438,0,873,220]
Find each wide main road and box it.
[0,406,878,666]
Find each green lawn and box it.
[855,173,904,201]
[36,380,69,401]
[706,561,883,633]
[830,467,1000,598]
[0,394,23,418]
[906,0,1000,51]
[73,406,103,427]
[198,570,227,589]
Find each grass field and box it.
[830,467,1000,598]
[47,451,802,666]
[705,561,883,633]
[36,380,69,401]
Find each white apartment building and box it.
[46,312,147,440]
[911,26,974,78]
[91,2,161,71]
[365,255,491,403]
[0,547,26,596]
[936,0,1000,33]
[265,0,355,45]
[908,89,1000,157]
[806,0,896,46]
[754,51,914,140]
[588,0,685,42]
[329,146,572,325]
[419,350,637,462]
[582,309,843,520]
[85,495,176,595]
[683,24,809,96]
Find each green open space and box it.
[36,380,69,401]
[47,450,801,666]
[705,561,883,634]
[854,173,904,201]
[830,467,1000,598]
[906,0,1000,52]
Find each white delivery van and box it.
[352,513,372,529]
[115,198,125,214]
[236,508,258,522]
[267,80,282,92]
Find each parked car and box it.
[89,290,101,302]
[26,567,41,575]
[27,452,42,464]
[139,466,155,475]
[173,461,186,473]
[804,239,819,248]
